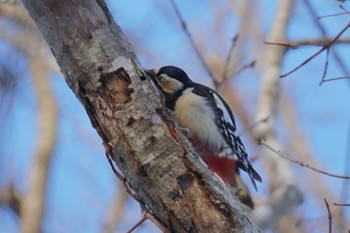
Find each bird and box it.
[144,66,261,207]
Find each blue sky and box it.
[1,1,350,232]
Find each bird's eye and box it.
[158,74,166,81]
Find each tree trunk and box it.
[20,1,261,232]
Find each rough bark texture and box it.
[20,1,261,232]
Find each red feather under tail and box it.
[190,137,254,209]
[190,138,236,188]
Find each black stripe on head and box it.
[159,66,194,86]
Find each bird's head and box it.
[144,66,194,94]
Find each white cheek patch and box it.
[158,76,183,93]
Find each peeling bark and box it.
[20,1,261,232]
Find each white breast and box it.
[174,88,225,150]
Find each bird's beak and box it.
[143,68,158,84]
[143,68,155,77]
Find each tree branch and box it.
[20,1,260,232]
[251,0,303,229]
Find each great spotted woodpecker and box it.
[145,66,261,206]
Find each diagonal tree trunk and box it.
[20,1,261,232]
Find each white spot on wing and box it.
[213,93,233,126]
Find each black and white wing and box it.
[192,84,262,190]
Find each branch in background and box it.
[280,21,350,78]
[0,3,59,233]
[213,34,239,89]
[317,12,348,19]
[264,38,350,49]
[257,138,350,179]
[216,59,256,90]
[317,4,350,19]
[324,199,332,233]
[126,214,147,233]
[21,56,58,233]
[302,0,350,77]
[339,5,350,14]
[334,203,350,206]
[222,34,239,80]
[102,182,129,233]
[0,183,21,216]
[251,0,303,229]
[169,0,215,80]
[320,48,330,84]
[322,75,350,83]
[279,93,348,232]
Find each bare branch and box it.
[257,138,350,179]
[322,75,350,83]
[126,214,147,233]
[222,34,239,81]
[251,0,303,229]
[317,12,348,19]
[216,59,255,90]
[0,183,21,216]
[102,182,128,233]
[169,0,215,80]
[340,5,350,14]
[320,48,330,85]
[265,38,350,48]
[324,199,332,233]
[334,203,350,207]
[302,0,350,76]
[280,21,350,78]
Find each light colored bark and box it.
[251,0,303,229]
[21,0,261,232]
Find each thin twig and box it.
[303,0,350,77]
[126,215,147,233]
[324,198,332,233]
[257,138,350,179]
[317,12,348,19]
[216,60,256,90]
[280,21,350,78]
[230,60,256,78]
[265,38,350,49]
[264,41,298,49]
[340,5,350,14]
[217,34,239,88]
[319,48,330,85]
[321,75,350,83]
[334,203,350,206]
[169,0,215,80]
[144,212,169,233]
